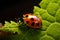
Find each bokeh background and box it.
[0,0,60,40]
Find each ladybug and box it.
[23,14,42,29]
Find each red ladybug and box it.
[23,14,42,29]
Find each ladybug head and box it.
[23,14,32,20]
[23,14,32,18]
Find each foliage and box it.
[0,0,60,40]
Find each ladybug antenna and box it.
[15,18,19,22]
[15,18,21,22]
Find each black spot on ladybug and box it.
[31,22,35,26]
[30,18,34,21]
[36,23,39,26]
[26,21,29,24]
[26,15,28,17]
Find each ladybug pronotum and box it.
[23,14,42,29]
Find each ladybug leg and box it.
[35,29,40,32]
[34,28,41,32]
[30,29,34,35]
[25,26,30,30]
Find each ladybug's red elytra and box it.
[23,14,42,29]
